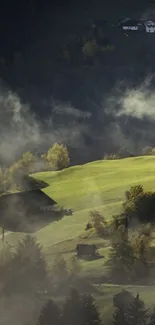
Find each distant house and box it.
[119,18,139,31]
[144,20,155,33]
[76,244,98,257]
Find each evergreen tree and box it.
[62,288,82,324]
[51,255,69,291]
[109,226,135,283]
[132,234,150,279]
[62,289,102,325]
[149,307,155,325]
[82,293,102,325]
[4,235,48,296]
[112,305,128,325]
[126,293,150,325]
[37,299,61,325]
[61,288,83,325]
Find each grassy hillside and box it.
[6,155,155,251]
[33,156,155,243]
[4,156,155,322]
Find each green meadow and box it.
[4,156,155,321]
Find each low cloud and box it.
[116,78,155,121]
[101,76,155,153]
[0,86,91,165]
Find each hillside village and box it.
[119,17,155,33]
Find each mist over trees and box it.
[0,143,70,194]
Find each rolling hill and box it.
[5,155,155,262]
[4,155,155,322]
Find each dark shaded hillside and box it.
[1,0,155,164]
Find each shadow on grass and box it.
[2,208,66,233]
[11,175,49,192]
[0,189,73,232]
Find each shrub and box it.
[46,143,70,170]
[132,192,155,223]
[104,153,119,160]
[141,146,153,155]
[110,215,128,235]
[20,151,36,172]
[82,39,98,57]
[89,210,107,236]
[125,185,144,201]
[123,185,155,224]
[151,148,155,155]
[85,222,93,231]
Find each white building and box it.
[122,25,138,31]
[145,20,155,33]
[119,19,139,31]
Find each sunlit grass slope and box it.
[6,156,155,249]
[31,156,155,246]
[35,156,155,210]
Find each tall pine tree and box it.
[126,293,150,325]
[82,293,102,325]
[37,299,61,325]
[61,288,102,325]
[61,288,83,325]
[109,225,135,283]
[112,305,128,325]
[148,307,155,325]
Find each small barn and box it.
[76,244,98,258]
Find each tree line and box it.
[0,143,70,194]
[1,233,155,325]
[37,288,155,325]
[85,185,155,285]
[104,146,155,160]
